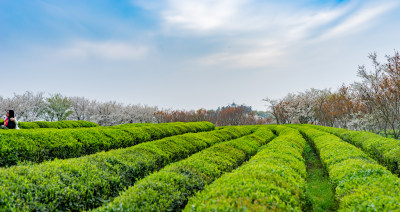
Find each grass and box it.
[304,142,337,212]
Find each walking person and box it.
[0,110,18,129]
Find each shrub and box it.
[0,122,215,167]
[309,124,400,176]
[95,126,276,211]
[0,125,253,211]
[298,126,400,211]
[184,126,307,211]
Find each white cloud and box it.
[160,0,398,69]
[58,41,150,61]
[318,1,398,40]
[198,49,284,68]
[286,4,353,40]
[192,4,353,68]
[161,0,352,34]
[162,0,247,32]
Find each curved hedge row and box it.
[94,126,276,212]
[17,120,99,129]
[0,122,214,167]
[184,126,307,211]
[0,125,254,211]
[309,124,400,176]
[298,126,400,211]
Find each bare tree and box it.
[353,51,400,138]
[70,96,93,121]
[0,91,46,121]
[263,97,291,124]
[123,104,158,123]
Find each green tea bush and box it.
[184,126,307,212]
[94,126,275,212]
[17,121,40,129]
[0,122,215,167]
[15,120,99,129]
[0,125,253,211]
[298,126,400,211]
[309,124,400,176]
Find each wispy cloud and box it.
[318,1,398,40]
[162,0,246,32]
[159,0,397,68]
[57,40,150,61]
[198,48,285,68]
[161,0,351,34]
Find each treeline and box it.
[264,51,400,138]
[1,93,271,126]
[156,103,272,126]
[0,93,158,126]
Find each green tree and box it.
[44,93,73,121]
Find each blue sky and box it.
[1,0,399,110]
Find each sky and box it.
[1,0,399,111]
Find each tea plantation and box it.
[1,121,399,211]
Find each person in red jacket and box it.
[0,110,17,129]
